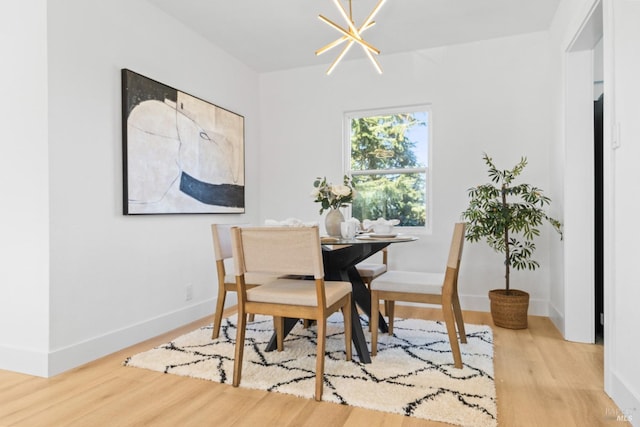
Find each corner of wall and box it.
[548,301,565,337]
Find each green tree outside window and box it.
[348,110,429,227]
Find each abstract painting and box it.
[121,69,245,214]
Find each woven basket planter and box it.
[488,289,530,329]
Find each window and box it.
[345,105,430,229]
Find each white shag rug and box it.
[124,314,496,427]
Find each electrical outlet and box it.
[185,283,193,301]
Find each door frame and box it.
[562,0,603,343]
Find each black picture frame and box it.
[121,69,245,214]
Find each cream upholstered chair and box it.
[210,224,278,339]
[370,223,467,368]
[356,247,389,324]
[230,226,352,401]
[356,247,388,288]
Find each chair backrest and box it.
[211,224,234,262]
[230,226,325,279]
[442,223,466,294]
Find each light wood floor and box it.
[0,307,628,427]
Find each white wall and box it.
[0,0,261,376]
[0,1,50,376]
[607,0,640,422]
[259,32,559,315]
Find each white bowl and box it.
[373,224,394,235]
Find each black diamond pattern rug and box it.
[124,314,496,427]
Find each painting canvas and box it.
[121,69,245,214]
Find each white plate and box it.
[369,233,397,238]
[356,234,417,242]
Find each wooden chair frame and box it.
[211,224,264,339]
[370,223,467,368]
[357,246,390,318]
[230,226,352,401]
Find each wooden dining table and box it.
[264,234,418,363]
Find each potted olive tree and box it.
[462,153,563,329]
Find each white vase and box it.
[325,208,344,237]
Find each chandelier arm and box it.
[358,20,376,32]
[318,15,380,55]
[327,40,355,75]
[316,21,376,56]
[333,0,360,38]
[364,47,383,74]
[316,37,348,56]
[361,0,388,29]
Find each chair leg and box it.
[233,308,247,386]
[343,297,352,361]
[452,293,467,343]
[211,288,227,339]
[387,301,395,335]
[274,316,284,352]
[370,291,379,356]
[248,314,255,322]
[315,317,326,401]
[442,302,463,369]
[362,277,373,331]
[364,276,390,316]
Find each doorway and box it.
[594,92,604,342]
[563,0,603,344]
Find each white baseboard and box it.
[0,299,215,378]
[458,294,490,313]
[547,302,565,336]
[459,293,549,317]
[608,371,639,426]
[48,299,215,376]
[0,344,49,377]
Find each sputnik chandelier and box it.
[316,0,387,75]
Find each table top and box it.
[321,233,418,245]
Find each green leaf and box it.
[462,153,563,289]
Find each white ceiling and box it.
[148,0,561,73]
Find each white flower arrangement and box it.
[311,175,356,214]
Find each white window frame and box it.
[343,104,433,233]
